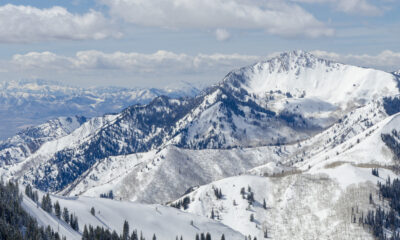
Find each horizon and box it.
[1,49,398,89]
[0,1,398,88]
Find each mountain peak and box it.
[221,50,398,107]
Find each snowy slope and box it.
[170,167,397,239]
[61,145,294,203]
[21,195,81,240]
[0,116,86,166]
[21,191,244,240]
[294,112,400,172]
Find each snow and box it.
[2,51,400,239]
[22,191,244,240]
[297,112,400,172]
[66,145,294,203]
[172,163,396,239]
[316,163,396,189]
[230,51,397,109]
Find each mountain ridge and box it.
[1,50,399,202]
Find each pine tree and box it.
[73,216,79,231]
[90,207,95,216]
[54,201,61,219]
[196,233,200,240]
[153,233,157,240]
[122,220,129,240]
[240,187,246,195]
[211,208,215,219]
[63,207,69,223]
[70,214,74,228]
[263,199,267,209]
[250,214,254,222]
[41,193,52,213]
[201,233,206,240]
[25,184,32,199]
[33,191,39,203]
[206,232,211,240]
[83,225,89,240]
[221,234,225,240]
[131,230,138,240]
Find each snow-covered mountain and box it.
[0,116,86,166]
[0,79,200,140]
[170,112,400,239]
[3,51,398,202]
[3,50,400,239]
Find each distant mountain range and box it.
[0,79,200,140]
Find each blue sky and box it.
[0,0,399,88]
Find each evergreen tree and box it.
[83,225,89,240]
[54,201,61,219]
[250,214,255,222]
[263,199,267,209]
[91,206,96,216]
[153,233,157,240]
[33,190,39,203]
[63,207,70,223]
[206,232,211,240]
[221,234,225,240]
[74,216,79,231]
[25,184,33,199]
[131,230,138,240]
[41,193,53,213]
[0,181,61,240]
[201,233,205,240]
[196,234,200,240]
[122,220,130,240]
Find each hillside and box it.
[21,190,244,240]
[169,113,400,239]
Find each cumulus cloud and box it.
[311,50,400,71]
[6,49,400,86]
[292,0,383,16]
[0,4,121,43]
[12,49,400,74]
[100,0,334,38]
[11,50,263,73]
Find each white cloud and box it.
[311,50,400,71]
[12,49,400,76]
[215,29,231,41]
[292,0,383,16]
[0,4,121,43]
[11,50,263,73]
[100,0,334,38]
[9,50,400,74]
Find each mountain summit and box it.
[2,51,400,204]
[221,50,398,107]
